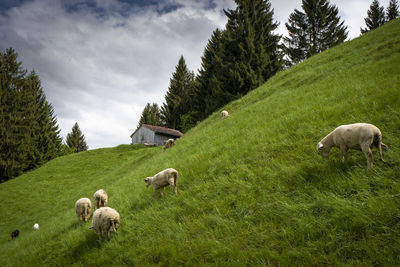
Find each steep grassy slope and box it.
[1,19,400,266]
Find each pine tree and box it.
[66,122,88,153]
[361,0,386,34]
[137,103,162,129]
[0,48,63,182]
[284,0,348,65]
[386,0,399,21]
[161,56,195,132]
[222,0,282,97]
[194,29,227,120]
[0,48,29,181]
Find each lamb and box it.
[144,168,178,196]
[163,138,175,151]
[93,189,108,210]
[90,207,120,240]
[11,229,19,239]
[33,223,39,231]
[75,198,92,224]
[317,123,387,168]
[221,110,230,118]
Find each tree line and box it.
[137,0,399,133]
[0,48,88,182]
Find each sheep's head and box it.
[317,142,330,158]
[109,218,120,232]
[144,177,152,187]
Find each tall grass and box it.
[1,19,400,266]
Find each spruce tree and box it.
[222,0,282,97]
[0,48,63,182]
[66,122,88,153]
[284,0,348,65]
[161,56,195,131]
[361,0,386,34]
[137,103,162,129]
[0,48,29,181]
[386,0,399,21]
[194,29,227,120]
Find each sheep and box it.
[93,189,108,210]
[75,198,92,224]
[90,207,120,240]
[221,110,230,118]
[317,123,387,168]
[163,138,176,151]
[33,224,39,231]
[144,168,178,196]
[11,229,19,239]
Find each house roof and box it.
[130,124,183,138]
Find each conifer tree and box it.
[222,0,282,97]
[194,29,228,120]
[386,0,399,21]
[161,56,195,131]
[284,0,348,65]
[0,48,29,181]
[66,122,88,153]
[137,103,162,129]
[0,48,63,182]
[361,0,386,34]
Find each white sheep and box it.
[221,110,230,118]
[93,189,108,210]
[33,223,39,231]
[75,198,92,224]
[317,123,387,168]
[90,207,120,240]
[163,138,176,151]
[144,168,178,196]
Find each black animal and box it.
[11,229,19,239]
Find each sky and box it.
[0,0,393,149]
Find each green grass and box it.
[1,19,400,266]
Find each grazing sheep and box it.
[317,123,387,168]
[93,189,108,210]
[11,229,19,239]
[75,198,92,224]
[90,207,120,240]
[144,168,178,196]
[221,110,230,118]
[33,224,39,231]
[163,138,176,151]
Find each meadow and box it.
[0,19,399,266]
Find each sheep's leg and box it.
[160,187,165,196]
[378,143,386,162]
[168,178,177,194]
[361,143,373,168]
[153,186,158,197]
[340,145,348,163]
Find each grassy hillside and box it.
[1,19,400,266]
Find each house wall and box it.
[131,126,155,145]
[154,134,172,146]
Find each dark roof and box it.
[130,124,183,138]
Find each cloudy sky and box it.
[0,0,392,149]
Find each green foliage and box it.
[137,103,162,129]
[386,0,400,21]
[192,0,282,124]
[0,48,62,182]
[161,56,195,132]
[284,0,348,66]
[361,0,386,34]
[0,18,399,267]
[66,122,88,153]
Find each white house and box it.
[130,124,183,146]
